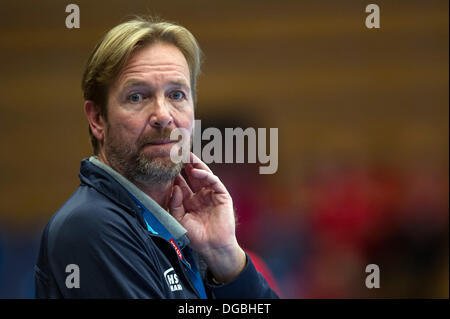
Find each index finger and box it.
[190,152,213,173]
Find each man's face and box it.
[103,42,194,184]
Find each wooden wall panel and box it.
[0,0,448,223]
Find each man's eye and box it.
[128,93,144,103]
[169,91,185,101]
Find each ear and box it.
[84,100,106,144]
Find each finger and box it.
[174,174,194,199]
[183,164,205,193]
[169,185,185,222]
[190,168,228,194]
[190,152,213,173]
[185,153,214,193]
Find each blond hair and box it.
[81,16,202,154]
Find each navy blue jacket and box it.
[34,159,279,299]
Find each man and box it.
[34,16,279,299]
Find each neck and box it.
[133,180,173,210]
[96,151,174,210]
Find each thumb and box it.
[169,185,185,222]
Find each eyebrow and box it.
[121,78,190,90]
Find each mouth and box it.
[146,138,176,146]
[142,139,179,152]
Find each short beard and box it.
[131,151,183,185]
[105,126,185,186]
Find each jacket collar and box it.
[79,157,188,245]
[79,158,139,216]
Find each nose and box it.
[149,96,173,128]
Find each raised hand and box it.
[169,152,246,283]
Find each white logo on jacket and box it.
[164,268,183,292]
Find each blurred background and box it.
[0,0,448,298]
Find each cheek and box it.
[106,94,147,141]
[174,107,195,132]
[107,115,145,145]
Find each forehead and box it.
[115,42,191,88]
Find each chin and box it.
[138,151,179,169]
[133,157,182,184]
